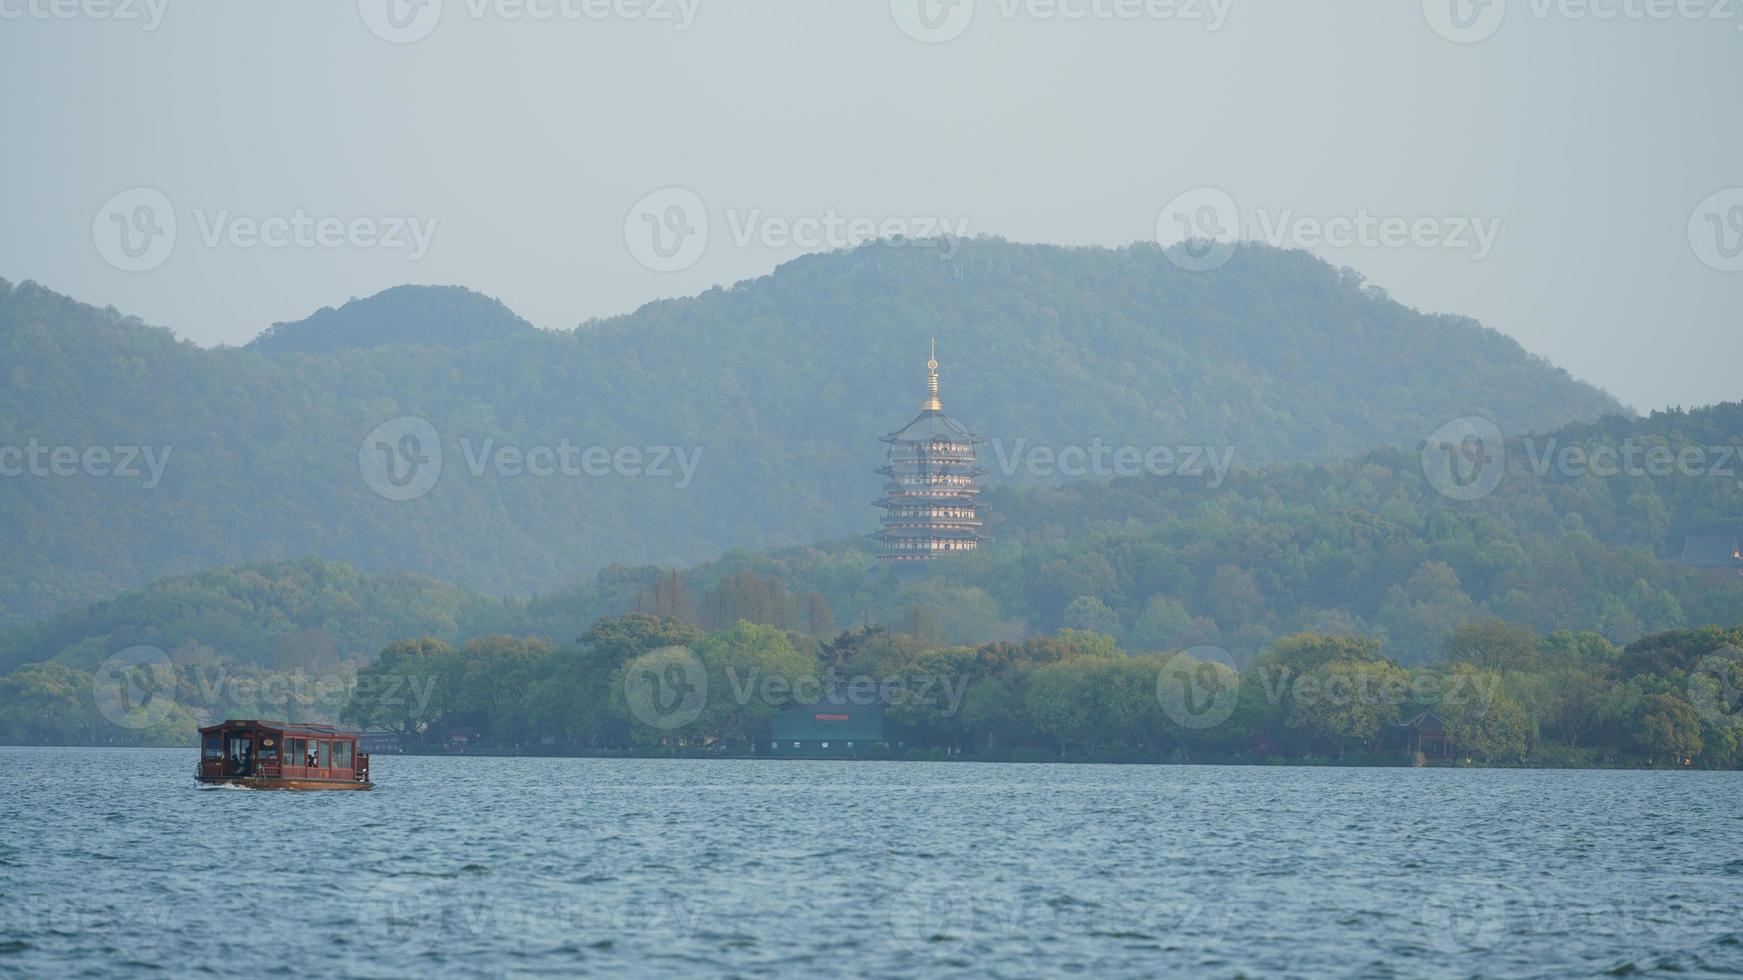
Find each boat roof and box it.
[198,719,362,737]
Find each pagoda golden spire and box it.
[923,338,942,412]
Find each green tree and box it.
[343,637,453,736]
[1444,620,1540,672]
[0,662,94,744]
[1441,666,1530,763]
[1285,660,1410,757]
[1634,692,1703,764]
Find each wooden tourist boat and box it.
[197,720,373,790]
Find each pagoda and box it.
[873,342,985,563]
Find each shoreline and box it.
[1,742,1723,773]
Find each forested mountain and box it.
[247,284,535,353]
[500,403,1743,667]
[8,403,1739,680]
[9,395,1743,764]
[0,240,1623,625]
[0,558,505,675]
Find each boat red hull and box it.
[198,775,373,791]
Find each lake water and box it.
[2,748,1741,977]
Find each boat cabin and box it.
[197,720,373,790]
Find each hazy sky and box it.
[1,0,1738,413]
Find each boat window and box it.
[258,736,279,762]
[225,733,255,774]
[285,738,305,766]
[202,734,223,760]
[332,741,353,769]
[317,740,331,768]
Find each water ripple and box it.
[2,748,1741,977]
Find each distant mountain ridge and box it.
[0,240,1625,625]
[248,284,534,353]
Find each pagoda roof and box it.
[881,408,981,444]
[1679,536,1742,567]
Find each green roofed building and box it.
[770,704,887,758]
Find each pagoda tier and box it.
[873,343,987,563]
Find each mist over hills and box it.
[7,401,1740,678]
[0,240,1624,625]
